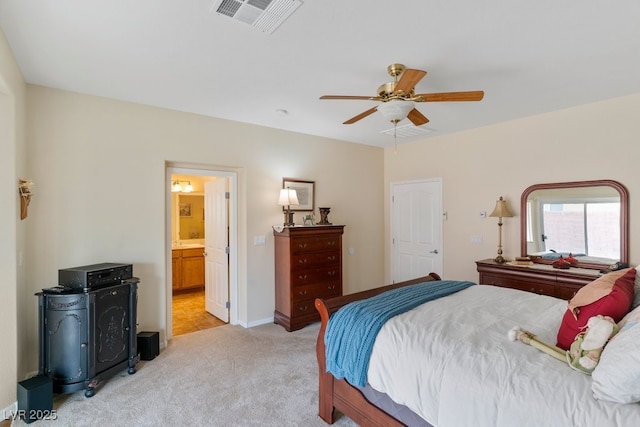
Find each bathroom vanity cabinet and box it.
[172,247,205,291]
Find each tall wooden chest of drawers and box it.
[274,225,344,331]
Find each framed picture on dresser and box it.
[282,178,315,211]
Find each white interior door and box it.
[391,179,443,282]
[205,179,229,321]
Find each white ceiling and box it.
[1,0,640,148]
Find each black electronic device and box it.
[17,375,53,424]
[137,331,160,360]
[58,262,132,290]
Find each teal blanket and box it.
[325,280,475,387]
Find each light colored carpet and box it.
[14,323,357,426]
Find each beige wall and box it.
[0,30,26,410]
[22,85,385,380]
[384,93,640,283]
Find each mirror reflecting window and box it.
[521,180,628,269]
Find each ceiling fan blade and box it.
[343,106,378,124]
[394,69,427,95]
[414,91,485,102]
[407,108,429,126]
[320,95,380,100]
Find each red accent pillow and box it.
[556,269,636,350]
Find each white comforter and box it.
[367,285,640,427]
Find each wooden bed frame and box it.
[314,273,442,426]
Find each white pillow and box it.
[618,304,640,329]
[592,307,640,403]
[632,268,640,310]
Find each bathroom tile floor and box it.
[172,289,226,336]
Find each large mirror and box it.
[520,180,628,269]
[178,194,205,240]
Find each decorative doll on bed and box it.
[566,315,618,374]
[509,315,618,374]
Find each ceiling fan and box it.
[319,64,484,126]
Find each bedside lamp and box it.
[489,196,514,264]
[278,188,299,227]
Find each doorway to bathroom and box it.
[166,165,238,338]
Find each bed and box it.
[314,274,640,426]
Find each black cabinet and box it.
[37,279,139,397]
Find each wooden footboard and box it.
[314,273,442,426]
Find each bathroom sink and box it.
[172,243,204,249]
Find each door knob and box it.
[430,249,439,254]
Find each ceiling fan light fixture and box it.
[377,100,415,123]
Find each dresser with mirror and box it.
[477,179,629,299]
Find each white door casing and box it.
[391,179,443,282]
[205,179,229,321]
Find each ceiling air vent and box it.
[380,124,433,138]
[211,0,302,34]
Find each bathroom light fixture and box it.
[278,187,299,227]
[171,180,194,193]
[489,196,514,263]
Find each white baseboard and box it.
[246,316,274,328]
[2,401,17,422]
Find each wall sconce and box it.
[18,179,34,220]
[278,188,299,227]
[489,196,514,264]
[171,180,194,193]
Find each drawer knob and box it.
[299,306,308,312]
[328,285,336,290]
[298,243,308,249]
[327,256,336,261]
[298,274,308,280]
[327,271,336,276]
[299,290,308,296]
[298,259,308,264]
